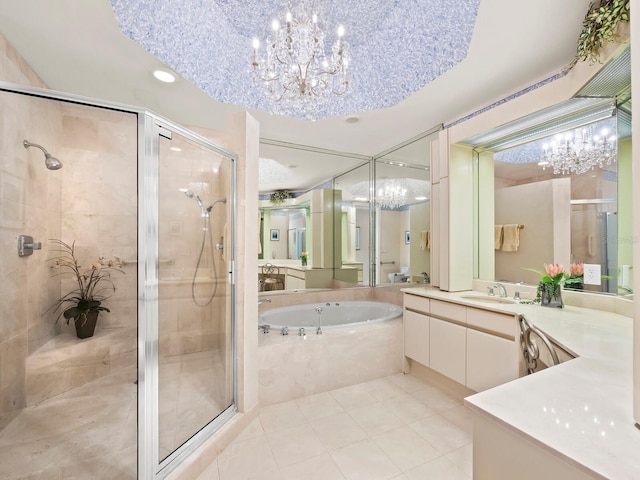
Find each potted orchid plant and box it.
[49,239,124,338]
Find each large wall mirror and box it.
[469,47,632,297]
[258,132,434,294]
[374,140,431,286]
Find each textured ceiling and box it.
[109,0,480,119]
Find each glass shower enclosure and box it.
[0,82,236,479]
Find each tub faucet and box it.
[258,298,272,305]
[259,324,270,334]
[316,306,323,335]
[299,327,305,336]
[281,326,289,336]
[494,283,508,298]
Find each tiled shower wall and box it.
[0,34,138,428]
[0,35,62,429]
[158,139,231,358]
[58,103,138,334]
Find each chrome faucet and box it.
[258,298,272,305]
[316,306,323,335]
[494,283,508,298]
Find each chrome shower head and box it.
[23,140,63,170]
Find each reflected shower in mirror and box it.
[487,113,630,295]
[471,45,632,298]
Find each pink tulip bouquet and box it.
[523,263,569,307]
[564,263,585,289]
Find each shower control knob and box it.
[17,235,41,257]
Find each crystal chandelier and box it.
[377,181,408,209]
[350,178,429,210]
[538,124,617,175]
[251,1,350,120]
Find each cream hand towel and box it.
[501,224,520,252]
[426,231,431,250]
[419,231,429,251]
[494,225,504,250]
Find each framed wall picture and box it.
[270,229,280,241]
[405,231,411,244]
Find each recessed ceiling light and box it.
[415,196,428,201]
[153,69,176,83]
[169,146,182,152]
[345,116,360,124]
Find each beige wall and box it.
[378,209,407,282]
[409,202,430,279]
[495,179,571,285]
[268,211,288,259]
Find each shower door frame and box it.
[140,114,238,479]
[0,82,238,480]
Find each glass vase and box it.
[301,257,307,267]
[540,284,563,308]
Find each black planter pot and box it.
[75,311,99,339]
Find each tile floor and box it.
[0,347,231,479]
[0,367,137,480]
[160,349,232,460]
[196,373,473,480]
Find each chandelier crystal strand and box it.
[539,124,617,175]
[377,182,408,209]
[252,1,350,120]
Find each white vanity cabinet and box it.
[466,308,520,391]
[402,292,521,392]
[403,294,430,367]
[466,329,518,391]
[404,310,430,367]
[430,317,467,385]
[429,299,467,385]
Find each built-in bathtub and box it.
[258,301,403,405]
[259,301,402,333]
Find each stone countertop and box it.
[402,287,639,480]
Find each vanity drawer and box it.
[430,299,466,324]
[404,293,429,314]
[466,308,517,339]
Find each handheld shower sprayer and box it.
[178,187,228,308]
[180,188,205,212]
[23,140,63,170]
[180,188,227,216]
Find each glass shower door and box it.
[156,128,235,464]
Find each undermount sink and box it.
[459,294,516,305]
